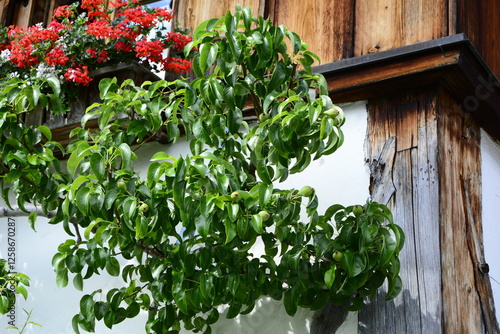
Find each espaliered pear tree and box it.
[0,6,404,333]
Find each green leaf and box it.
[73,273,84,291]
[224,220,237,244]
[285,30,302,55]
[256,159,272,184]
[56,268,69,288]
[106,257,120,277]
[173,285,189,315]
[227,274,240,296]
[151,152,172,161]
[226,300,242,319]
[104,310,115,329]
[99,77,117,99]
[72,314,82,334]
[28,211,37,231]
[37,125,52,140]
[389,223,406,253]
[94,301,108,321]
[66,142,91,176]
[0,295,9,314]
[90,153,106,181]
[126,302,140,318]
[193,17,220,40]
[173,157,187,210]
[259,183,273,207]
[267,61,288,93]
[324,267,336,289]
[200,43,218,74]
[195,215,211,239]
[379,232,397,267]
[45,76,61,96]
[386,275,403,300]
[251,214,263,234]
[346,296,365,311]
[341,251,366,277]
[200,273,214,300]
[283,288,299,316]
[192,53,204,78]
[118,143,133,169]
[76,186,91,215]
[16,285,28,299]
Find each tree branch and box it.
[0,204,56,218]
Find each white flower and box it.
[0,49,11,64]
[35,63,58,79]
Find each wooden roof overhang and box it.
[314,33,500,142]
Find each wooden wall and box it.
[173,0,500,78]
[265,0,355,62]
[363,85,499,333]
[172,0,266,33]
[437,86,498,333]
[455,0,500,80]
[361,87,442,333]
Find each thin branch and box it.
[137,240,165,258]
[71,217,82,243]
[0,204,56,218]
[123,283,150,300]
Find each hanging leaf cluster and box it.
[0,6,405,333]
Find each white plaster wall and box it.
[481,130,500,322]
[0,101,369,333]
[0,216,149,333]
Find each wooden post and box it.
[362,84,499,333]
[437,86,498,334]
[361,86,442,333]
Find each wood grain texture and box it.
[324,49,461,103]
[354,0,449,56]
[9,0,34,27]
[437,86,499,334]
[456,0,500,79]
[0,0,8,26]
[268,0,355,63]
[362,87,442,333]
[310,301,348,334]
[172,0,265,33]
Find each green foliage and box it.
[0,6,405,333]
[0,260,30,315]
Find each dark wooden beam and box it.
[314,33,500,142]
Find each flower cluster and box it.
[0,0,193,91]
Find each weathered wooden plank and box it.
[10,0,34,27]
[325,50,460,99]
[267,0,355,63]
[393,148,422,334]
[369,136,396,205]
[456,0,500,79]
[396,102,418,151]
[354,0,449,57]
[412,91,442,334]
[437,87,499,334]
[361,87,442,333]
[0,0,8,26]
[310,301,348,334]
[172,0,265,33]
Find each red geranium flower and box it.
[46,46,69,66]
[64,66,92,86]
